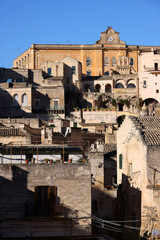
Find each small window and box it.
[119,154,122,169]
[13,94,19,107]
[143,80,147,88]
[72,66,76,74]
[104,57,109,66]
[54,100,58,110]
[48,68,52,75]
[155,63,158,71]
[22,94,28,107]
[111,57,117,66]
[129,58,134,66]
[87,70,91,76]
[34,99,40,109]
[86,57,91,66]
[156,89,159,93]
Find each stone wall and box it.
[0,164,91,238]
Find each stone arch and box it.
[105,84,112,93]
[95,84,101,92]
[13,94,19,107]
[143,98,158,106]
[22,94,28,106]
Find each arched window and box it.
[87,70,91,76]
[104,71,109,75]
[95,84,101,92]
[85,84,91,92]
[22,94,28,106]
[104,57,109,66]
[111,57,117,66]
[13,94,19,107]
[105,84,111,93]
[129,58,134,66]
[7,79,12,83]
[127,83,136,88]
[116,83,124,88]
[86,57,91,66]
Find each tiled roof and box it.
[131,116,160,146]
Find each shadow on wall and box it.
[0,88,28,118]
[112,173,141,240]
[0,165,90,238]
[65,86,92,115]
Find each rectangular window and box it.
[54,100,58,110]
[156,89,159,93]
[34,99,40,109]
[143,80,147,88]
[119,154,123,169]
[154,63,158,71]
[48,68,52,75]
[72,66,76,74]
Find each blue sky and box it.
[1,0,160,68]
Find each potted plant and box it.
[49,159,53,164]
[82,108,86,112]
[68,158,72,163]
[43,159,49,164]
[25,159,29,164]
[74,107,78,112]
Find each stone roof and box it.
[131,116,160,146]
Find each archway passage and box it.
[105,84,111,93]
[95,84,101,92]
[143,98,158,106]
[143,98,159,116]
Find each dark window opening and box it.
[119,154,123,169]
[155,63,158,71]
[72,66,76,74]
[156,89,159,93]
[129,58,134,66]
[87,71,91,76]
[86,57,91,66]
[48,68,52,75]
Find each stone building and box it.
[13,27,138,77]
[116,116,160,238]
[0,68,65,118]
[138,49,160,114]
[0,164,91,238]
